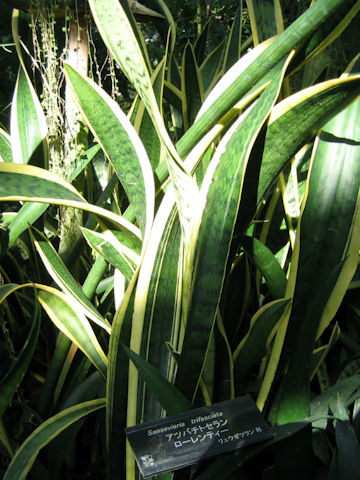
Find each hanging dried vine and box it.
[29,0,65,174]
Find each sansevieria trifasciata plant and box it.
[1,0,360,478]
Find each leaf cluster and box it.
[0,1,360,479]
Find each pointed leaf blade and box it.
[64,64,154,239]
[11,67,47,166]
[38,288,108,379]
[122,344,192,416]
[32,227,111,332]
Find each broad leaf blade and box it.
[0,163,141,236]
[64,64,155,240]
[10,67,47,166]
[258,74,360,203]
[175,55,292,400]
[3,144,100,250]
[273,94,360,424]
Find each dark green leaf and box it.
[122,344,192,416]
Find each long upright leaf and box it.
[133,59,165,170]
[88,0,199,250]
[107,271,138,480]
[247,0,283,45]
[88,0,171,155]
[175,55,292,400]
[272,95,360,424]
[127,192,179,417]
[200,41,225,94]
[181,43,203,131]
[138,207,183,423]
[64,64,155,240]
[117,189,184,479]
[223,3,243,72]
[10,66,47,166]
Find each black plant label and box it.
[125,395,273,478]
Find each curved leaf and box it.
[2,144,101,251]
[81,227,139,281]
[64,64,155,240]
[88,0,173,157]
[32,227,111,332]
[233,299,290,384]
[177,0,355,158]
[0,162,141,238]
[4,398,105,480]
[258,74,360,203]
[38,288,108,378]
[89,0,199,250]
